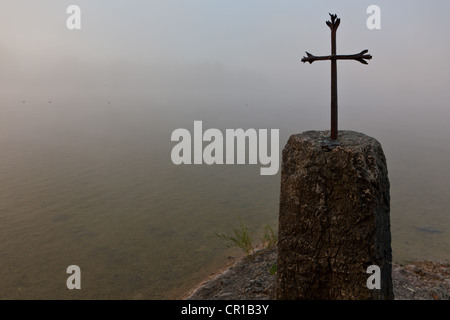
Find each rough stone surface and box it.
[183,247,278,300]
[182,247,449,300]
[275,130,393,300]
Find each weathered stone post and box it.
[275,130,393,300]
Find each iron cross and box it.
[301,14,372,141]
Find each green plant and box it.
[215,217,255,256]
[261,225,277,249]
[269,263,277,275]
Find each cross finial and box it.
[301,14,372,141]
[326,13,340,31]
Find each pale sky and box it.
[1,1,450,142]
[1,1,450,299]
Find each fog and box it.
[0,0,449,298]
[1,1,450,139]
[1,0,450,219]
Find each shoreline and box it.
[182,247,450,300]
[180,255,243,300]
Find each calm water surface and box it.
[0,99,448,299]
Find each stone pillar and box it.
[275,131,393,300]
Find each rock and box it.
[392,261,450,300]
[217,292,233,299]
[275,130,393,300]
[184,247,278,300]
[182,246,449,300]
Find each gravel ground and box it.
[183,247,449,300]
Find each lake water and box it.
[0,97,449,299]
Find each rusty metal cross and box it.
[301,14,372,141]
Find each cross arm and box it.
[301,50,372,65]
